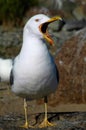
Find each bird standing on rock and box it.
[9,14,62,128]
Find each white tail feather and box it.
[0,58,13,82]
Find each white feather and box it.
[0,58,12,82]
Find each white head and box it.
[24,14,62,45]
[24,14,50,37]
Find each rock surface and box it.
[47,27,86,106]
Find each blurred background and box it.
[0,0,86,27]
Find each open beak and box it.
[39,16,62,45]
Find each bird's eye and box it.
[35,19,39,22]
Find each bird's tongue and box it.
[45,31,53,45]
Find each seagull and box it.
[0,58,13,82]
[10,14,62,128]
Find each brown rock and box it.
[48,28,86,108]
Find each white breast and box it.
[12,37,58,100]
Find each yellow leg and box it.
[39,97,55,128]
[21,98,33,129]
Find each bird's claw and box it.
[20,122,34,129]
[39,118,55,128]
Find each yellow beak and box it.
[39,16,62,45]
[47,16,62,23]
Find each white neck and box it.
[19,29,49,61]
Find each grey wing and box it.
[55,64,59,83]
[10,69,14,85]
[10,58,15,85]
[50,53,59,83]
